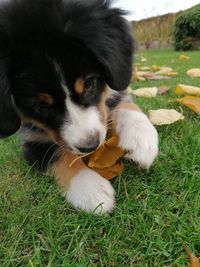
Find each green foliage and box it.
[173,5,200,50]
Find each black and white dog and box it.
[0,0,158,213]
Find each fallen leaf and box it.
[143,72,156,78]
[157,67,173,75]
[183,244,200,267]
[179,54,190,60]
[139,66,151,71]
[151,64,163,71]
[93,162,124,180]
[148,75,170,80]
[131,87,158,98]
[86,136,124,179]
[158,86,170,95]
[175,84,200,96]
[187,68,200,78]
[149,109,184,125]
[141,57,147,62]
[165,71,178,76]
[177,96,200,115]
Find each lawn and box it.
[0,49,200,266]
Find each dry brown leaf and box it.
[158,86,170,95]
[86,136,124,179]
[143,72,156,78]
[149,109,184,125]
[187,68,200,78]
[176,84,200,96]
[131,87,158,98]
[184,244,200,267]
[179,54,190,60]
[177,96,200,115]
[93,162,124,180]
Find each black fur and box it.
[23,141,59,173]
[0,0,134,168]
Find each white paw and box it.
[65,169,115,214]
[115,110,158,169]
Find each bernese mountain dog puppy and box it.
[0,0,158,213]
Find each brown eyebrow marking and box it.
[74,78,85,95]
[38,93,54,105]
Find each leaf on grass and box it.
[139,66,151,71]
[183,244,200,267]
[158,86,170,95]
[187,68,200,78]
[157,67,173,74]
[131,87,158,98]
[177,96,200,115]
[156,67,178,76]
[148,74,170,80]
[149,109,184,125]
[141,57,147,62]
[87,136,124,179]
[175,84,200,96]
[179,54,190,60]
[151,64,163,71]
[132,67,145,81]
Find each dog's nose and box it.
[76,139,100,153]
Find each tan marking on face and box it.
[38,93,54,105]
[51,151,87,191]
[74,78,85,95]
[98,86,109,124]
[21,116,60,144]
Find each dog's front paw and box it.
[65,169,115,214]
[115,110,158,169]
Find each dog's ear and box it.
[64,1,134,91]
[89,10,134,91]
[0,37,21,138]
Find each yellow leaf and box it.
[179,54,190,60]
[175,84,200,96]
[149,109,184,125]
[187,68,200,78]
[177,96,200,115]
[132,87,158,98]
[151,64,162,71]
[165,71,178,76]
[183,244,200,267]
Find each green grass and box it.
[1,48,200,266]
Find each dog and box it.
[0,0,158,213]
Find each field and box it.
[0,49,200,266]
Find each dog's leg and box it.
[51,152,115,214]
[111,99,159,169]
[21,124,115,214]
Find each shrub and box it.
[173,5,200,50]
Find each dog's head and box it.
[0,0,134,154]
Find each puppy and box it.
[0,0,158,213]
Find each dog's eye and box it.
[84,76,97,91]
